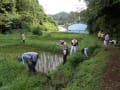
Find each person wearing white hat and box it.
[60,40,69,64]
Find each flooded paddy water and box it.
[36,52,63,73]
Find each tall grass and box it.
[0,32,109,90]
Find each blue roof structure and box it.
[68,23,88,33]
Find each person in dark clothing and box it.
[18,52,39,73]
[60,40,69,64]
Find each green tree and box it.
[0,0,58,34]
[79,0,120,40]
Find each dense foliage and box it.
[79,0,120,40]
[0,0,58,34]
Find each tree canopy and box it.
[0,0,58,34]
[79,0,120,40]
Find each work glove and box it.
[63,50,66,55]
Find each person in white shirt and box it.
[81,48,89,57]
[103,40,107,49]
[70,39,78,55]
[109,39,117,45]
[104,33,110,45]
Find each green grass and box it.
[0,32,110,90]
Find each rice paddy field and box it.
[0,32,109,90]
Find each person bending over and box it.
[18,52,39,73]
[81,48,89,57]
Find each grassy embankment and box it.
[0,32,109,90]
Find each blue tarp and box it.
[68,23,87,33]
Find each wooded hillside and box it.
[0,0,58,34]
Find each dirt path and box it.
[102,47,120,90]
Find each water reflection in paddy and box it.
[36,52,63,73]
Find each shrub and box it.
[88,45,99,56]
[32,26,43,35]
[67,53,86,68]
